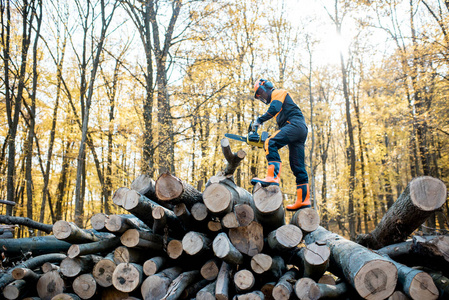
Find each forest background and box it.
[1,0,448,241]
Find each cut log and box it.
[268,256,287,280]
[53,221,101,244]
[100,287,129,300]
[112,262,143,293]
[112,187,130,207]
[42,263,60,273]
[143,256,166,276]
[316,282,348,299]
[0,215,53,234]
[261,282,276,300]
[235,204,255,227]
[3,279,27,300]
[191,202,209,222]
[233,291,265,300]
[196,281,216,300]
[272,268,299,300]
[155,173,203,208]
[67,236,121,258]
[37,270,66,300]
[11,268,41,281]
[200,258,221,280]
[182,231,211,256]
[388,291,411,300]
[152,206,168,234]
[173,203,192,228]
[203,178,252,216]
[252,184,285,232]
[234,269,255,293]
[72,274,97,300]
[208,220,222,232]
[290,208,320,234]
[60,255,101,278]
[229,221,264,256]
[122,189,155,227]
[180,279,210,299]
[120,228,163,251]
[305,226,397,300]
[0,253,66,290]
[90,213,108,232]
[318,274,336,285]
[294,278,320,300]
[251,253,272,275]
[161,270,200,300]
[303,242,331,281]
[357,176,447,249]
[222,212,239,229]
[130,174,157,201]
[417,268,449,299]
[105,214,147,234]
[50,294,80,300]
[267,224,302,251]
[166,239,184,259]
[221,138,246,176]
[140,267,183,300]
[92,252,116,287]
[213,232,244,265]
[0,236,71,256]
[113,246,147,264]
[216,262,231,300]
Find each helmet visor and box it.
[254,86,269,104]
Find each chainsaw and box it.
[225,122,270,148]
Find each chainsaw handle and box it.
[248,121,259,134]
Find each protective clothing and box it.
[251,161,281,186]
[286,183,311,211]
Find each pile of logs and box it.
[0,138,448,300]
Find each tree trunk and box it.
[213,232,244,266]
[0,236,70,256]
[267,224,303,251]
[252,184,285,232]
[272,268,299,300]
[216,262,231,300]
[67,237,121,258]
[155,173,203,208]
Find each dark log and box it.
[305,226,397,300]
[153,206,168,234]
[11,268,40,281]
[120,228,163,251]
[267,224,302,251]
[261,282,276,300]
[213,232,244,265]
[216,262,231,300]
[53,221,101,244]
[173,203,193,228]
[143,256,166,276]
[200,258,220,281]
[67,236,121,258]
[196,281,216,300]
[0,236,71,256]
[357,176,447,249]
[153,205,186,237]
[294,278,320,300]
[0,199,16,206]
[72,274,97,300]
[272,268,299,300]
[111,262,143,293]
[92,252,116,287]
[316,282,348,299]
[0,253,66,290]
[161,270,201,300]
[140,267,183,300]
[203,178,252,216]
[112,187,130,207]
[155,173,203,208]
[100,287,129,300]
[60,255,101,278]
[252,184,285,232]
[234,269,255,293]
[37,270,66,300]
[290,208,320,234]
[3,279,28,300]
[180,279,210,299]
[113,246,147,264]
[0,215,52,233]
[182,231,211,256]
[229,221,264,256]
[221,138,246,176]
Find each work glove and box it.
[251,119,261,131]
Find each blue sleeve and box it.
[257,100,283,124]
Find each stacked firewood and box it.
[0,138,448,300]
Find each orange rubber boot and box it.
[251,162,281,186]
[286,183,311,211]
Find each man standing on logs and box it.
[251,78,311,211]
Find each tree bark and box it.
[161,270,200,300]
[221,138,247,176]
[67,237,121,258]
[0,236,71,256]
[272,268,299,300]
[357,176,447,249]
[216,262,231,300]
